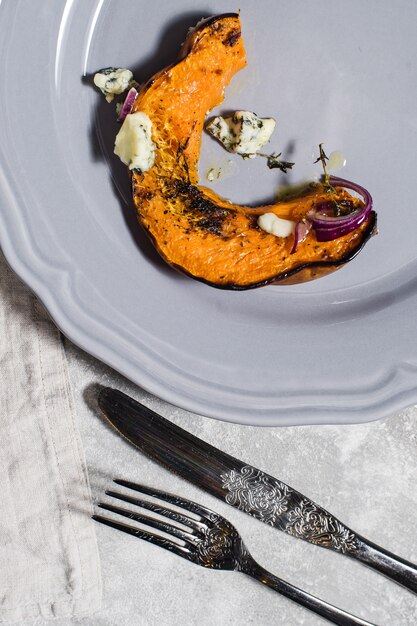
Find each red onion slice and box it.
[117,87,138,122]
[291,220,312,254]
[309,176,373,242]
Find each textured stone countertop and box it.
[30,340,417,626]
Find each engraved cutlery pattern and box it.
[221,467,359,554]
[94,480,372,626]
[98,387,417,594]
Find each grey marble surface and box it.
[29,339,417,626]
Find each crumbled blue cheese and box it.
[93,67,133,103]
[206,111,276,157]
[114,112,155,172]
[257,213,295,238]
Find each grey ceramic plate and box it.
[1,0,417,426]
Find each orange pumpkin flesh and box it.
[130,14,376,289]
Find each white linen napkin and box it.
[0,252,102,623]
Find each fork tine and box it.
[106,489,206,531]
[114,479,216,520]
[98,502,196,544]
[92,515,194,560]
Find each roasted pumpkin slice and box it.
[130,13,376,289]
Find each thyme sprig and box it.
[313,143,356,217]
[313,143,335,192]
[258,152,295,173]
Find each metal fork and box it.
[93,480,374,626]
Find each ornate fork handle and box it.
[95,479,377,625]
[240,557,374,626]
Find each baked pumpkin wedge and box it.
[129,13,376,289]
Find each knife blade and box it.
[98,387,417,593]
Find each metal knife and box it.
[98,387,417,594]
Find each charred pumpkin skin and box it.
[131,14,376,289]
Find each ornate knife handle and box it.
[241,558,373,626]
[352,535,417,594]
[221,466,417,594]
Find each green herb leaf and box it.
[266,153,295,173]
[257,152,294,173]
